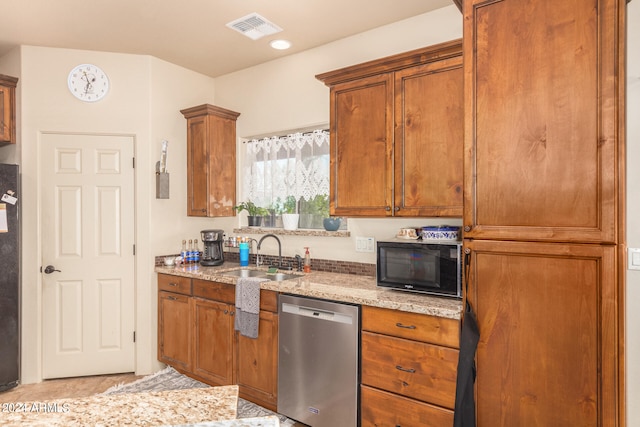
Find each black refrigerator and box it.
[0,163,19,391]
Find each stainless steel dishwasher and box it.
[278,294,360,427]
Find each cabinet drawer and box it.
[361,331,458,409]
[362,305,459,348]
[193,279,278,312]
[361,385,453,427]
[158,274,192,295]
[193,279,235,304]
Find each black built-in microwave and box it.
[376,239,462,298]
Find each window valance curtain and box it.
[242,129,330,209]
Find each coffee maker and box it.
[200,229,225,266]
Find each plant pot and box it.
[263,211,276,228]
[282,213,300,231]
[247,215,263,227]
[323,217,342,231]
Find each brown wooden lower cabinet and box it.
[157,274,278,411]
[159,274,464,420]
[360,306,460,425]
[360,385,454,427]
[466,240,619,426]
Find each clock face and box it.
[67,64,109,102]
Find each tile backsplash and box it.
[155,251,375,276]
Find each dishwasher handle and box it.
[281,302,354,325]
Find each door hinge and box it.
[133,331,136,343]
[133,244,136,256]
[132,157,135,168]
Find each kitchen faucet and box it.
[257,234,292,270]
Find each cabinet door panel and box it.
[192,298,234,385]
[0,85,9,143]
[186,116,209,216]
[236,310,278,410]
[158,291,192,371]
[395,57,463,217]
[330,74,394,216]
[0,75,17,144]
[463,0,621,243]
[465,240,618,427]
[206,114,236,217]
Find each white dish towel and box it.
[234,277,266,338]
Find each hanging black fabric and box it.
[454,251,480,427]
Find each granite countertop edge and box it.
[156,263,462,320]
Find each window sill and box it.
[233,227,350,238]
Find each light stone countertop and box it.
[1,386,240,427]
[156,263,462,319]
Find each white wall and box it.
[215,5,464,263]
[626,1,639,424]
[6,46,218,383]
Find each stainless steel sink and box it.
[222,268,302,282]
[222,268,267,278]
[263,272,301,282]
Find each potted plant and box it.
[281,195,299,231]
[233,200,267,227]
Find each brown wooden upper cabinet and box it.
[0,74,18,145]
[317,40,463,217]
[463,0,624,244]
[180,104,240,217]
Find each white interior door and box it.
[41,133,135,378]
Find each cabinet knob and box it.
[394,206,400,212]
[385,206,391,211]
[224,310,228,314]
[464,225,471,232]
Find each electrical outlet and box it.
[356,236,375,253]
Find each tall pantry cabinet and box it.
[462,0,626,426]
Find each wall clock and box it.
[67,64,109,102]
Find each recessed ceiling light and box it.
[270,39,292,50]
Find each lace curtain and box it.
[242,129,330,210]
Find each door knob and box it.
[43,265,61,274]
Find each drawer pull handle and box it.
[168,282,178,287]
[395,365,416,373]
[395,323,416,329]
[167,296,177,301]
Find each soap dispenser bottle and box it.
[303,247,311,273]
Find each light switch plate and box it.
[356,236,375,253]
[628,248,640,270]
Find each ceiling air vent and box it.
[226,13,283,40]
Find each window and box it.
[241,129,331,229]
